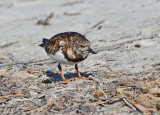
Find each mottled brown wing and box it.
[45,34,63,55]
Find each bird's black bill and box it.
[39,43,44,47]
[88,48,97,54]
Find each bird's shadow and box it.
[44,70,92,82]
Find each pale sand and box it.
[0,0,160,114]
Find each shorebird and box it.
[39,32,96,82]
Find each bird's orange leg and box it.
[58,64,73,82]
[75,64,89,80]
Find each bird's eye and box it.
[80,45,84,47]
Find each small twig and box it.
[91,19,105,29]
[105,65,113,72]
[63,12,81,16]
[27,69,42,74]
[94,37,154,53]
[99,88,108,99]
[62,0,83,6]
[0,41,18,48]
[0,93,23,99]
[88,75,101,83]
[36,13,53,25]
[9,53,19,62]
[91,97,120,106]
[121,97,137,110]
[91,99,110,106]
[0,58,52,68]
[43,13,53,25]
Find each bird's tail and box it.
[39,38,49,47]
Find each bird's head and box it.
[39,38,49,48]
[78,40,96,54]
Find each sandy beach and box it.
[0,0,160,114]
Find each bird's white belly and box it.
[48,50,77,65]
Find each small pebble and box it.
[29,91,38,96]
[134,44,141,48]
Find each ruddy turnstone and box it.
[39,32,96,82]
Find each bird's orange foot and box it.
[78,77,90,80]
[63,78,73,82]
